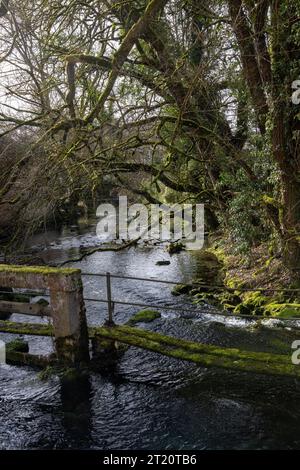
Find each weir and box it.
[0,264,299,378]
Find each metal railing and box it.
[1,271,300,323]
[81,271,300,293]
[80,272,300,323]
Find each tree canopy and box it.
[0,0,299,276]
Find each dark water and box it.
[1,220,300,450]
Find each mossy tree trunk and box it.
[229,0,300,278]
[271,0,300,277]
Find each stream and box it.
[0,219,300,450]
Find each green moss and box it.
[262,195,278,207]
[0,264,80,276]
[6,339,29,353]
[93,338,115,349]
[193,291,216,303]
[218,292,239,305]
[38,366,57,381]
[268,338,291,354]
[231,291,300,319]
[6,350,54,368]
[171,284,192,296]
[220,303,236,312]
[264,303,300,318]
[190,287,241,312]
[225,275,246,290]
[206,246,228,265]
[90,324,300,377]
[127,309,161,325]
[91,325,283,364]
[1,318,299,377]
[217,291,242,307]
[234,291,269,316]
[0,320,53,336]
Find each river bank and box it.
[169,235,300,320]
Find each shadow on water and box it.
[59,371,93,446]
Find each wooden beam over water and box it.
[92,325,300,378]
[0,320,298,378]
[0,301,51,317]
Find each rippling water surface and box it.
[1,221,300,450]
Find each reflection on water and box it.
[0,222,300,449]
[60,371,93,447]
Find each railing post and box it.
[91,272,116,362]
[49,271,90,364]
[105,272,115,327]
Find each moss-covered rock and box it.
[171,250,224,301]
[183,242,300,319]
[171,284,192,296]
[190,284,241,312]
[264,303,300,318]
[217,291,242,308]
[233,291,269,316]
[127,309,161,325]
[192,291,219,305]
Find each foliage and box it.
[0,0,299,272]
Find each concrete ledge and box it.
[0,264,81,291]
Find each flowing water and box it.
[1,220,300,450]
